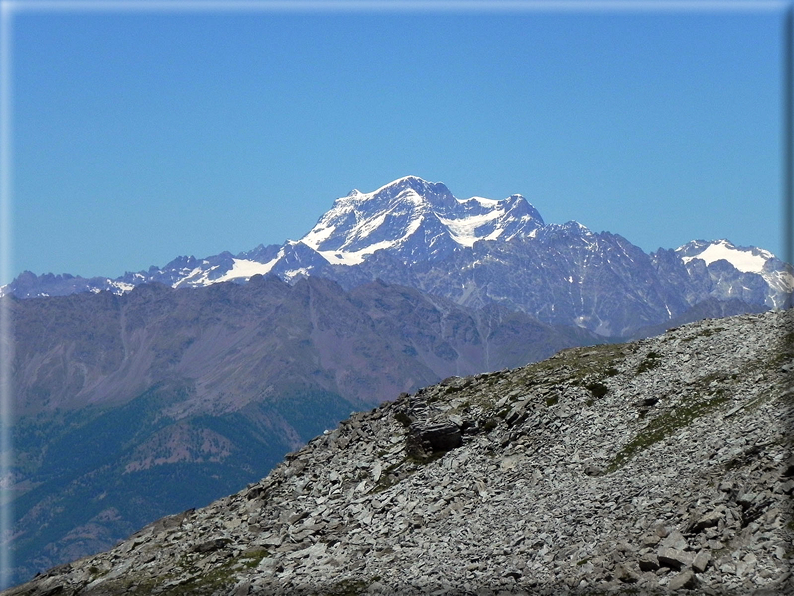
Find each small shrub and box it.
[637,352,661,374]
[326,579,370,596]
[585,382,609,399]
[393,411,412,428]
[545,396,559,407]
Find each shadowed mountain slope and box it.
[5,276,599,585]
[4,309,791,595]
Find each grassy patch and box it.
[445,343,627,415]
[681,326,725,342]
[124,548,269,595]
[607,392,730,473]
[636,352,662,374]
[406,450,446,466]
[320,578,371,596]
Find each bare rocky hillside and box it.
[6,309,793,595]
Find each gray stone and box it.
[688,507,725,533]
[657,547,694,570]
[660,530,688,551]
[640,532,661,547]
[668,569,697,590]
[409,421,463,452]
[638,553,660,572]
[692,550,711,573]
[614,563,640,583]
[230,579,251,596]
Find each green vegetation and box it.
[585,382,609,399]
[371,460,405,493]
[373,445,447,494]
[393,411,412,428]
[681,326,725,341]
[483,418,499,432]
[636,352,661,374]
[125,548,269,595]
[406,449,446,466]
[450,342,628,415]
[320,578,372,596]
[530,345,627,385]
[607,388,730,473]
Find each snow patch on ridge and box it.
[436,211,502,247]
[680,239,771,274]
[214,258,277,283]
[317,241,396,266]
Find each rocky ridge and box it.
[5,309,793,595]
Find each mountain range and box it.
[2,175,791,588]
[4,176,791,337]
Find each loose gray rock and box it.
[692,550,711,573]
[668,568,698,590]
[657,547,694,570]
[638,553,660,572]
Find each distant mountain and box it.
[300,176,544,264]
[5,176,790,336]
[5,275,600,586]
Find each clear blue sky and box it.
[5,1,788,284]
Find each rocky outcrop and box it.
[4,309,792,595]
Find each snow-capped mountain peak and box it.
[676,238,793,308]
[301,176,544,262]
[677,238,772,274]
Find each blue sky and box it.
[4,0,788,284]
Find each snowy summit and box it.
[3,176,791,325]
[300,176,544,265]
